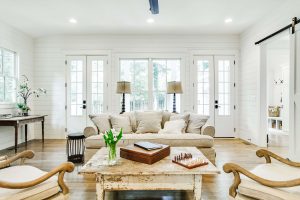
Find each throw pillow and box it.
[89,114,111,134]
[186,113,209,134]
[122,112,137,132]
[110,115,133,134]
[170,113,190,131]
[135,111,163,134]
[158,119,186,134]
[161,111,171,128]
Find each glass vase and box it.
[107,143,117,166]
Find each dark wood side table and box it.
[67,133,85,163]
[0,115,47,153]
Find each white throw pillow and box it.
[89,114,111,134]
[186,113,209,134]
[122,112,137,132]
[135,111,163,134]
[110,115,133,134]
[170,113,190,131]
[158,119,186,134]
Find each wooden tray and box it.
[120,144,170,165]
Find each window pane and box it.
[70,60,83,116]
[0,77,4,102]
[5,77,16,102]
[217,59,231,116]
[91,59,104,114]
[3,50,14,77]
[120,59,148,111]
[0,50,2,74]
[197,59,210,115]
[153,59,181,111]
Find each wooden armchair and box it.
[223,149,300,200]
[0,150,75,200]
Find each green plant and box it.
[103,128,123,146]
[17,103,30,112]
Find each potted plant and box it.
[17,75,46,116]
[103,128,123,165]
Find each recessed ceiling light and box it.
[225,18,233,23]
[69,18,77,24]
[147,18,155,24]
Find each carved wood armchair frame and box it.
[0,150,75,196]
[223,149,300,198]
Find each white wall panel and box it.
[0,21,34,150]
[33,34,239,139]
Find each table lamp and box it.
[116,81,131,114]
[167,81,183,113]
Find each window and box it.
[120,58,181,111]
[0,48,17,103]
[197,60,210,115]
[217,60,231,116]
[91,60,104,114]
[153,59,180,111]
[120,59,149,111]
[70,60,83,116]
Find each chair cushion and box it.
[239,163,300,200]
[86,133,214,148]
[0,165,60,200]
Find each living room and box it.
[0,0,300,199]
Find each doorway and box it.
[193,55,236,137]
[66,55,108,133]
[266,34,290,147]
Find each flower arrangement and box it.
[103,128,123,165]
[17,75,46,116]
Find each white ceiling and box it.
[0,0,285,38]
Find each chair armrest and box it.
[223,163,300,198]
[201,124,215,137]
[0,150,34,169]
[84,127,97,138]
[256,149,300,167]
[0,162,75,195]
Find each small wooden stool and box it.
[66,133,85,163]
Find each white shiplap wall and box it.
[239,1,300,146]
[0,21,34,150]
[33,35,239,139]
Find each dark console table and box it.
[0,115,47,153]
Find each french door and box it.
[194,55,235,137]
[66,55,108,133]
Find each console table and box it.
[0,115,47,153]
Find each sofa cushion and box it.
[186,114,208,134]
[0,165,60,200]
[135,111,163,134]
[89,114,111,134]
[238,163,300,200]
[158,119,186,134]
[170,113,190,131]
[110,115,132,134]
[86,133,214,149]
[161,111,171,128]
[122,112,137,132]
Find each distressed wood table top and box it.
[80,147,220,176]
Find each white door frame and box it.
[191,51,238,138]
[63,50,111,134]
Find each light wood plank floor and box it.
[0,139,288,200]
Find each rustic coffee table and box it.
[80,147,220,200]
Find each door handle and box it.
[215,105,221,109]
[80,105,86,109]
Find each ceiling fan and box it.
[149,0,159,14]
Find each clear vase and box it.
[107,143,117,166]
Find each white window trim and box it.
[0,47,18,106]
[115,53,185,112]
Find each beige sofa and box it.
[84,111,216,164]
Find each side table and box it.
[66,133,85,163]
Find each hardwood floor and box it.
[0,139,288,200]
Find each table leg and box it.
[96,176,104,200]
[42,120,44,143]
[14,124,19,153]
[25,124,28,145]
[194,175,202,200]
